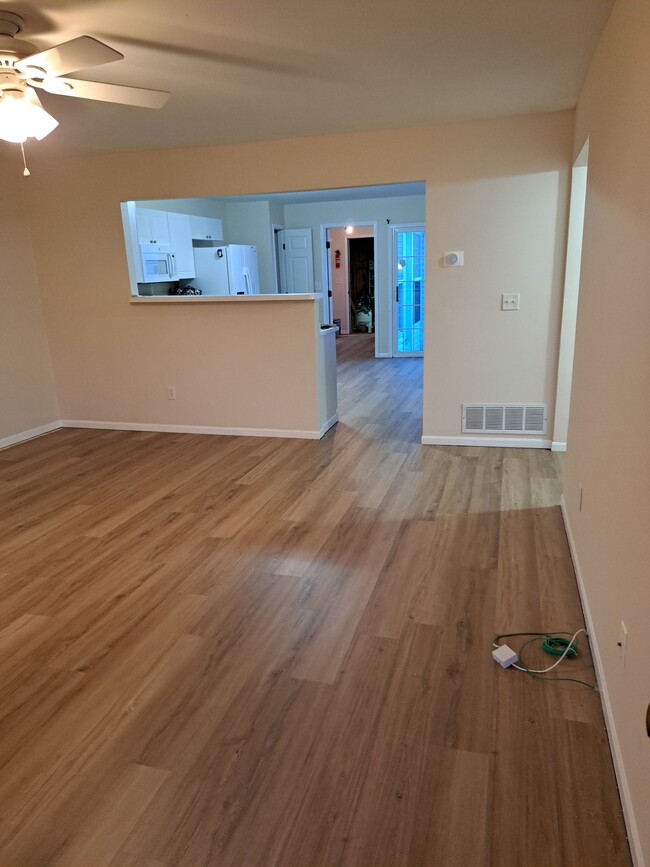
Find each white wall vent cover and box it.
[462,404,547,434]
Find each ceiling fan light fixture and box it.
[22,64,47,85]
[0,87,58,142]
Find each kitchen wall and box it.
[284,195,424,355]
[19,109,572,442]
[563,2,650,863]
[0,156,59,446]
[222,200,277,293]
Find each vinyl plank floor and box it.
[0,334,631,867]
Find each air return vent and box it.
[462,404,547,435]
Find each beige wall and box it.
[19,110,572,440]
[564,2,650,862]
[0,159,59,445]
[423,164,570,441]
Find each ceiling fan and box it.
[0,10,169,161]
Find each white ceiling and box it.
[2,0,613,155]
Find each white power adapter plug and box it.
[492,644,519,668]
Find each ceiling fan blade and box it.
[40,77,170,109]
[16,36,123,77]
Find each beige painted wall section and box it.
[423,168,568,440]
[564,2,650,862]
[0,160,59,443]
[22,110,572,439]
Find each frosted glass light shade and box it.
[0,88,59,143]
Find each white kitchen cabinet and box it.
[167,213,196,279]
[135,209,170,246]
[190,215,223,241]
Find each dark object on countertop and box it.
[170,285,202,296]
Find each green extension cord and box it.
[493,631,598,691]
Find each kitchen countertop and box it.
[130,293,322,304]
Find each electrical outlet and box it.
[501,293,520,311]
[618,621,628,669]
[167,386,176,401]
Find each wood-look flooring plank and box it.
[551,717,631,867]
[0,607,205,826]
[292,509,403,683]
[109,852,170,867]
[338,622,444,867]
[271,634,399,867]
[403,747,491,867]
[47,763,169,867]
[358,519,439,640]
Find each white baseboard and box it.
[61,420,323,440]
[375,352,392,358]
[551,440,567,452]
[319,413,339,438]
[421,435,551,449]
[560,495,644,867]
[0,421,61,451]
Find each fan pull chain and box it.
[21,142,31,177]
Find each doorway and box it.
[322,223,376,339]
[348,237,375,335]
[392,224,425,357]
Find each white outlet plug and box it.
[501,293,520,311]
[167,386,176,400]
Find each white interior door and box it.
[392,225,425,356]
[279,229,314,294]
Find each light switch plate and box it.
[501,293,520,311]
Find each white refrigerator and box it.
[192,245,260,296]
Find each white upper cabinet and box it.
[135,209,170,246]
[167,213,196,280]
[190,215,223,241]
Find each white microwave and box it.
[141,248,176,283]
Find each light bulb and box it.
[0,88,58,143]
